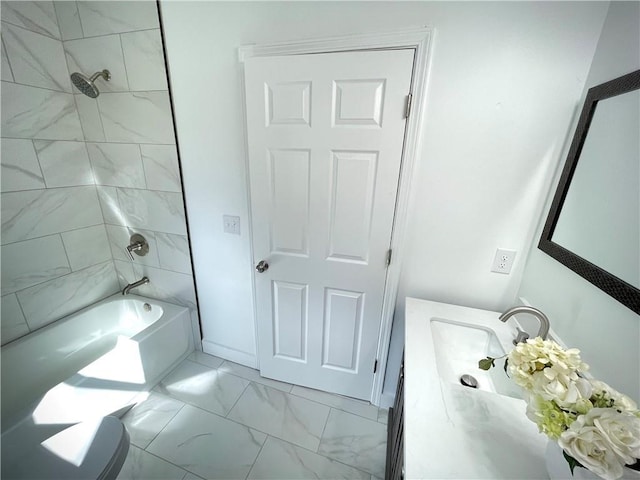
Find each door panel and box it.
[245,49,414,399]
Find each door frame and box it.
[239,28,433,405]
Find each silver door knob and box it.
[255,260,269,273]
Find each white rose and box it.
[590,380,639,413]
[559,408,640,480]
[530,367,592,408]
[591,409,640,464]
[559,415,624,480]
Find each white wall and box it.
[160,1,608,396]
[518,1,640,399]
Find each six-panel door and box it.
[244,49,414,400]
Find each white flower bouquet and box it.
[479,337,640,480]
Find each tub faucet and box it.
[499,306,550,344]
[122,276,149,295]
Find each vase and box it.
[545,441,640,480]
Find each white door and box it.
[245,49,414,400]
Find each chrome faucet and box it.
[499,306,550,345]
[122,276,149,295]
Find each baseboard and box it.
[202,339,257,368]
[379,391,395,409]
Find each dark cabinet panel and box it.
[385,356,404,480]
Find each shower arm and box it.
[89,70,111,82]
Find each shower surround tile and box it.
[117,188,187,235]
[87,142,146,188]
[95,185,121,225]
[140,144,181,193]
[132,264,197,309]
[227,383,330,451]
[1,22,70,92]
[17,260,119,330]
[77,1,159,36]
[64,35,129,93]
[116,445,187,480]
[121,391,185,449]
[317,409,387,478]
[105,224,161,267]
[1,81,83,140]
[0,139,45,192]
[2,38,14,81]
[1,294,29,344]
[1,235,70,295]
[53,1,83,41]
[1,186,102,244]
[156,233,192,274]
[155,359,248,416]
[121,29,167,91]
[98,91,175,144]
[33,140,94,187]
[74,93,105,141]
[146,404,266,480]
[248,436,370,480]
[61,224,111,271]
[1,1,61,39]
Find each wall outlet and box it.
[223,215,240,235]
[491,248,516,274]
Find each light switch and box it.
[223,215,240,235]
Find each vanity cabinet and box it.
[385,356,404,480]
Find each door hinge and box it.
[373,359,378,373]
[386,249,393,267]
[404,93,413,119]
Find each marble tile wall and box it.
[1,1,197,345]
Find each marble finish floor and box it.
[117,352,388,480]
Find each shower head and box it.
[70,69,111,98]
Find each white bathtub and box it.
[1,294,193,460]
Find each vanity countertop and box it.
[404,297,549,479]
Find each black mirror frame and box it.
[538,69,640,315]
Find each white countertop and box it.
[404,297,549,479]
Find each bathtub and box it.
[1,294,193,460]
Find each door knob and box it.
[255,260,269,273]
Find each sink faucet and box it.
[122,276,149,295]
[499,306,550,344]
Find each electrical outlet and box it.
[223,215,240,235]
[491,248,516,274]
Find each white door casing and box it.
[244,49,414,400]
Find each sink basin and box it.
[430,318,522,399]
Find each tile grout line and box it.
[317,406,333,453]
[140,401,187,451]
[244,433,270,480]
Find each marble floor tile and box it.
[218,361,293,393]
[317,409,387,478]
[116,445,187,480]
[187,351,224,370]
[121,391,185,449]
[290,385,378,420]
[154,360,249,416]
[377,408,389,425]
[227,383,330,451]
[247,436,370,480]
[146,404,266,480]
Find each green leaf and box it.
[478,357,495,370]
[562,450,584,475]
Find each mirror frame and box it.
[539,69,640,315]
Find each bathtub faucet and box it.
[499,305,550,345]
[122,276,150,295]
